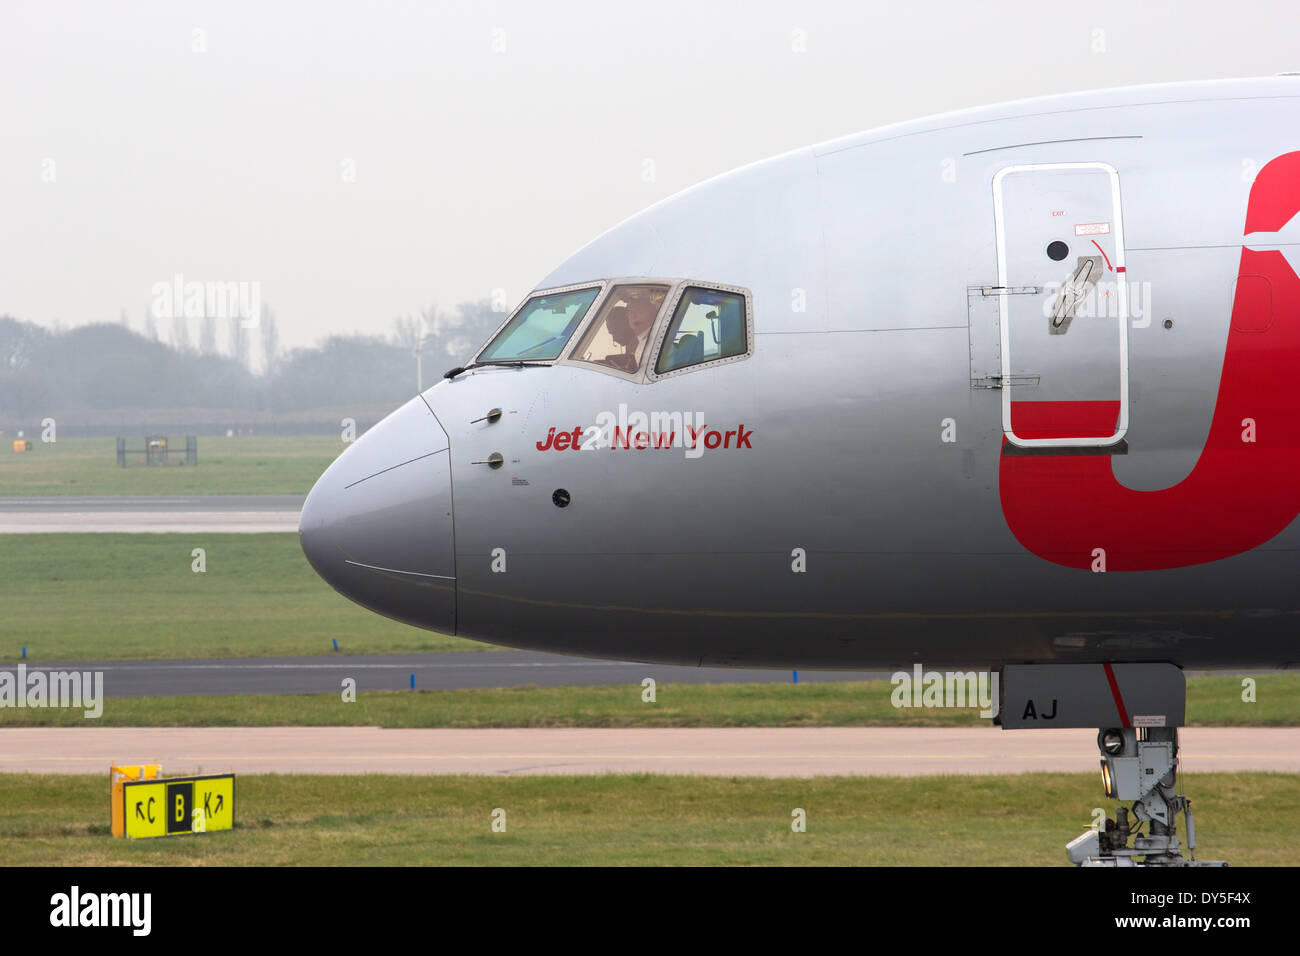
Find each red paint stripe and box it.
[1010,400,1119,440]
[1091,238,1115,271]
[1103,663,1131,728]
[1244,151,1300,233]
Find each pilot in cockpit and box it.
[624,290,659,367]
[604,305,638,373]
[607,287,664,372]
[578,284,669,373]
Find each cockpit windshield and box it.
[476,286,601,363]
[570,284,670,374]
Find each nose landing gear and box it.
[999,662,1228,867]
[1067,727,1227,867]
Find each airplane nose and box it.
[299,395,456,632]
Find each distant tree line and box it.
[0,300,505,423]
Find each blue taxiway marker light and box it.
[792,670,798,684]
[332,638,339,652]
[21,647,27,659]
[410,673,416,690]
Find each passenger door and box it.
[993,162,1130,448]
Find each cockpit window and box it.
[656,286,748,374]
[570,284,670,374]
[476,286,601,363]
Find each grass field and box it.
[0,771,1293,865]
[0,435,340,496]
[0,533,485,661]
[0,673,1292,728]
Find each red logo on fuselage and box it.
[999,151,1300,571]
[535,424,754,452]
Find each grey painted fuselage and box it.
[300,77,1300,671]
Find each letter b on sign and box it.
[166,782,193,834]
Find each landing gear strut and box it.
[1066,727,1227,867]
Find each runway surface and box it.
[2,727,1295,776]
[15,651,888,696]
[0,495,303,533]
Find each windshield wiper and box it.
[444,360,542,379]
[517,331,571,357]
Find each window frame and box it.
[472,277,756,382]
[557,279,677,383]
[646,280,755,382]
[469,280,609,367]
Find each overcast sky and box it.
[3,0,1299,350]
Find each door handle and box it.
[1049,256,1103,334]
